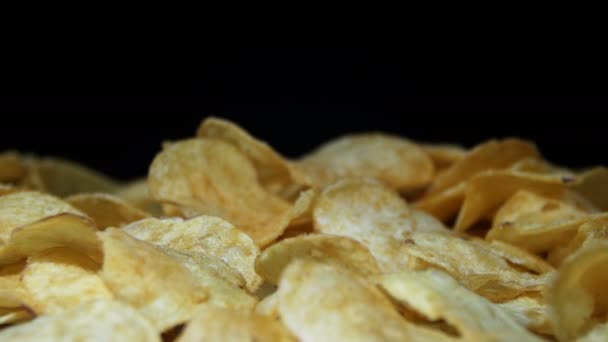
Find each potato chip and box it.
[0,261,27,308]
[498,296,551,335]
[0,299,159,341]
[255,234,380,285]
[414,181,466,222]
[314,178,447,272]
[547,241,608,341]
[22,157,120,196]
[113,178,163,216]
[21,247,112,315]
[0,183,21,196]
[402,231,546,301]
[482,240,554,274]
[278,259,433,341]
[486,190,596,253]
[577,322,608,342]
[548,216,608,266]
[148,138,307,246]
[0,307,33,325]
[177,305,295,342]
[98,228,208,331]
[123,215,261,291]
[297,133,435,192]
[377,269,542,341]
[573,167,608,211]
[420,143,467,171]
[197,117,310,197]
[427,138,540,195]
[255,291,279,318]
[455,170,587,232]
[66,192,150,229]
[0,151,26,184]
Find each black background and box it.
[1,47,606,180]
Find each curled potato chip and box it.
[0,261,27,308]
[256,291,279,318]
[314,178,446,272]
[0,307,33,325]
[149,138,307,246]
[487,190,595,253]
[577,322,608,342]
[455,170,585,232]
[124,215,261,291]
[482,240,554,274]
[573,167,608,211]
[547,241,608,341]
[377,269,542,341]
[402,231,546,301]
[197,117,310,197]
[255,234,380,284]
[297,134,434,192]
[177,305,295,342]
[548,216,608,266]
[99,228,208,331]
[498,296,551,335]
[23,157,120,196]
[0,299,159,341]
[420,143,467,171]
[21,247,112,315]
[0,151,26,183]
[427,138,540,195]
[66,193,150,229]
[113,178,163,216]
[414,181,466,222]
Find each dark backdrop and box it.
[1,47,606,180]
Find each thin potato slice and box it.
[547,241,608,341]
[0,308,33,325]
[148,138,304,246]
[255,234,380,284]
[177,305,295,342]
[67,193,150,229]
[483,240,554,274]
[0,261,27,308]
[123,215,261,291]
[98,228,208,331]
[498,296,551,335]
[278,260,450,342]
[573,167,608,211]
[419,143,467,171]
[548,216,608,266]
[23,157,120,196]
[113,178,163,216]
[377,269,543,341]
[314,178,447,272]
[256,291,279,318]
[577,323,608,342]
[0,299,160,341]
[414,181,466,222]
[0,151,26,183]
[427,138,540,195]
[197,117,310,197]
[297,133,434,192]
[21,247,112,315]
[402,231,546,301]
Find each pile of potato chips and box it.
[1,117,608,341]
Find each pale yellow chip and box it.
[159,246,256,311]
[577,322,608,342]
[573,167,608,211]
[0,151,26,184]
[482,240,554,274]
[455,170,588,232]
[98,228,208,331]
[66,192,150,229]
[148,138,308,246]
[414,181,466,222]
[0,183,21,196]
[255,291,279,319]
[498,296,551,335]
[297,133,434,192]
[547,241,608,341]
[22,156,120,196]
[548,215,608,266]
[314,178,447,272]
[420,143,467,171]
[177,305,295,342]
[197,116,310,198]
[113,178,163,216]
[123,215,261,291]
[21,247,112,315]
[0,261,27,308]
[487,190,594,253]
[0,192,100,264]
[377,269,542,341]
[427,138,540,195]
[0,307,33,325]
[402,231,546,301]
[255,234,380,284]
[0,299,159,341]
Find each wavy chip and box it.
[573,167,608,211]
[377,269,542,341]
[0,261,27,308]
[420,143,467,171]
[498,296,551,335]
[113,178,163,216]
[314,178,447,272]
[67,193,150,229]
[177,305,294,342]
[255,234,380,284]
[124,215,261,291]
[403,231,546,301]
[148,138,307,246]
[548,215,608,266]
[0,151,26,184]
[99,228,208,331]
[0,300,159,341]
[297,134,434,192]
[21,247,112,315]
[547,241,608,341]
[0,307,33,325]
